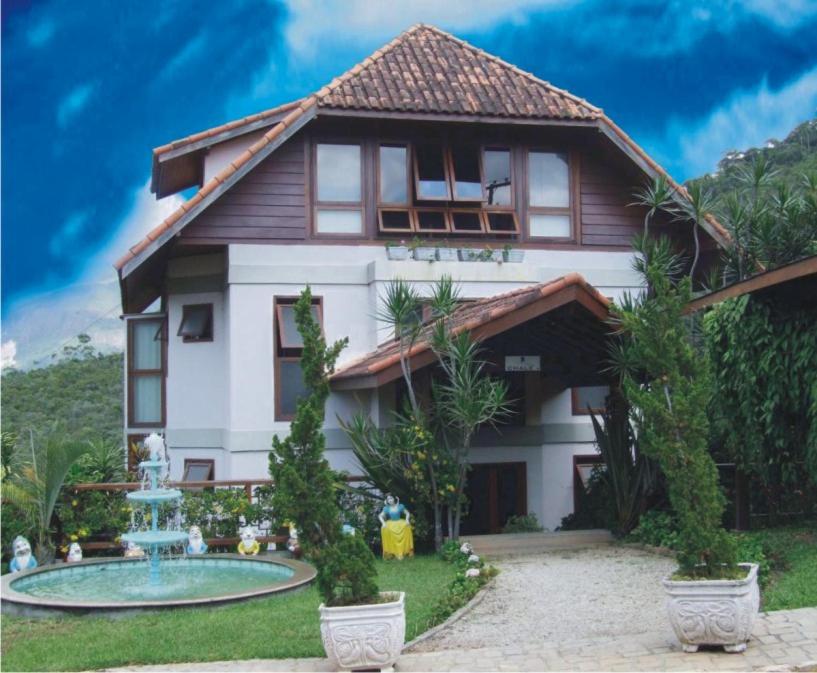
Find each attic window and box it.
[177,304,213,342]
[450,146,483,201]
[414,142,450,200]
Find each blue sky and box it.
[2,0,817,362]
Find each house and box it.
[116,25,727,533]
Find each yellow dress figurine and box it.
[237,526,261,555]
[379,494,414,560]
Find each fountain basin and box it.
[1,555,315,617]
[126,488,184,503]
[121,530,189,546]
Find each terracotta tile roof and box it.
[315,24,600,120]
[331,273,610,383]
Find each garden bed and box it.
[0,555,458,672]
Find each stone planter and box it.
[386,246,410,260]
[502,249,525,263]
[663,563,759,653]
[436,247,458,262]
[319,591,406,672]
[413,247,437,262]
[459,248,502,262]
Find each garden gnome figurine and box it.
[124,541,145,558]
[379,494,414,560]
[285,524,302,559]
[186,526,208,555]
[9,536,37,573]
[66,542,83,563]
[238,526,260,555]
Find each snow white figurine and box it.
[379,494,414,560]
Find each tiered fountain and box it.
[121,434,188,584]
[1,433,316,616]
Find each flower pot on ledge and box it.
[319,591,406,672]
[436,247,458,262]
[662,563,759,653]
[386,246,410,261]
[413,247,436,262]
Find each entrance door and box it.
[460,462,527,534]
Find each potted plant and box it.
[458,245,477,261]
[385,240,410,261]
[502,244,524,263]
[435,242,458,262]
[269,288,406,671]
[410,237,436,262]
[611,235,758,654]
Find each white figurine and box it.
[460,542,473,555]
[465,568,481,578]
[186,526,208,555]
[286,524,301,558]
[66,542,83,563]
[144,433,167,463]
[9,536,37,573]
[124,541,145,558]
[237,526,260,555]
[468,553,480,564]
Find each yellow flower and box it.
[71,499,78,507]
[446,484,455,492]
[70,534,78,542]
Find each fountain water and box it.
[121,434,187,584]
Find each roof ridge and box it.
[416,24,601,116]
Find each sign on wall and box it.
[504,355,541,372]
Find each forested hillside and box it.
[690,117,817,200]
[1,336,123,446]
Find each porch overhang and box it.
[330,273,612,391]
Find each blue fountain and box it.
[121,436,187,584]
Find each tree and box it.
[610,237,736,576]
[631,175,674,239]
[268,286,378,606]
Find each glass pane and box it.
[415,142,449,199]
[279,360,308,417]
[416,210,447,231]
[530,214,571,238]
[132,321,161,370]
[184,463,213,481]
[484,150,512,206]
[278,304,320,348]
[316,209,362,234]
[529,152,569,207]
[379,146,408,204]
[451,146,482,200]
[133,375,162,424]
[575,385,609,412]
[178,306,211,339]
[380,210,412,231]
[486,212,517,232]
[317,144,361,202]
[451,211,483,232]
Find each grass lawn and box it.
[1,554,457,672]
[743,524,817,611]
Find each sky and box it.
[2,0,817,367]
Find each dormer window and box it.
[315,143,362,235]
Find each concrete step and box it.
[461,529,613,558]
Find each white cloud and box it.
[158,31,208,80]
[27,18,56,47]
[49,210,91,258]
[2,341,18,370]
[742,0,817,27]
[57,83,95,127]
[658,66,817,179]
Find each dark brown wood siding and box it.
[579,153,644,247]
[181,134,307,243]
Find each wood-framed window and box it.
[378,208,414,233]
[482,147,513,208]
[177,303,213,342]
[527,150,573,240]
[314,142,363,235]
[274,296,323,421]
[448,144,484,201]
[127,317,166,428]
[450,209,486,234]
[415,208,450,233]
[571,385,610,415]
[413,141,451,200]
[377,143,413,233]
[485,211,520,234]
[183,459,215,482]
[573,454,605,511]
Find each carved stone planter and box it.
[319,591,405,672]
[413,247,437,262]
[663,563,759,653]
[386,245,410,261]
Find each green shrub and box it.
[315,534,379,607]
[627,510,680,549]
[502,513,543,533]
[734,533,770,587]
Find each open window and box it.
[415,208,450,233]
[378,209,414,233]
[528,151,572,239]
[414,142,450,200]
[449,145,483,201]
[450,210,485,234]
[571,385,610,415]
[274,296,323,420]
[315,143,363,235]
[127,317,166,427]
[177,304,213,342]
[377,144,413,233]
[573,454,606,511]
[483,148,513,207]
[183,459,215,482]
[485,212,519,234]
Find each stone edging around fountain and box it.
[0,555,316,618]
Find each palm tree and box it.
[675,182,716,282]
[630,175,674,238]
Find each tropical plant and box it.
[2,427,91,560]
[675,182,717,281]
[630,174,674,238]
[609,236,737,577]
[67,438,126,484]
[589,392,658,535]
[502,513,544,533]
[269,286,378,606]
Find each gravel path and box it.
[412,545,676,652]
